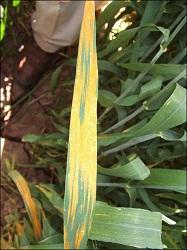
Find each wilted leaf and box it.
[8,170,41,240]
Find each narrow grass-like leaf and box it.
[99,84,186,149]
[36,185,64,216]
[8,170,41,240]
[137,188,180,217]
[129,0,166,77]
[139,76,162,99]
[139,0,165,28]
[22,133,67,149]
[140,84,186,135]
[98,156,150,180]
[159,130,186,142]
[63,2,98,249]
[39,234,63,245]
[140,169,186,193]
[90,202,163,249]
[98,60,125,78]
[101,134,157,156]
[15,222,24,238]
[120,63,186,80]
[0,20,5,41]
[50,64,64,93]
[99,25,169,58]
[41,211,58,239]
[115,95,139,107]
[99,27,139,57]
[36,186,163,249]
[156,193,187,205]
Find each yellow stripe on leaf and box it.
[8,170,41,240]
[15,222,24,237]
[64,1,98,249]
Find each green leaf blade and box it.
[140,169,186,193]
[120,63,186,80]
[98,156,150,180]
[90,202,163,249]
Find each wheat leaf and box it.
[8,170,41,240]
[63,1,98,249]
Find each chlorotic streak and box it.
[64,1,98,249]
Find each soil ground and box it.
[0,2,75,229]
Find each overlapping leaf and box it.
[120,63,186,80]
[139,168,186,193]
[99,84,186,149]
[90,202,163,249]
[98,155,150,180]
[36,185,163,249]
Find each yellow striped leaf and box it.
[15,222,24,237]
[8,170,41,240]
[63,1,98,249]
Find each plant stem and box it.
[98,69,186,157]
[97,182,129,188]
[102,106,144,134]
[100,134,157,157]
[140,9,186,62]
[101,64,185,134]
[98,49,163,122]
[170,47,186,64]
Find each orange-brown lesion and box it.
[9,171,41,240]
[75,223,86,249]
[64,1,98,249]
[64,228,71,249]
[15,222,24,237]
